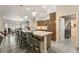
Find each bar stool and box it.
[26,32,34,53]
[0,36,3,45]
[0,32,3,45]
[32,35,41,53]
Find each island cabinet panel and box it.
[32,34,51,52]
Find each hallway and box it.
[0,34,27,53]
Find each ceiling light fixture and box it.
[26,8,30,11]
[32,11,37,16]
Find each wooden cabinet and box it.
[48,12,56,41]
[50,12,56,21]
[37,20,47,26]
[36,12,56,41]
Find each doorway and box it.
[59,14,77,48]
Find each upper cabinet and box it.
[37,20,49,26]
[36,20,49,31]
[50,12,56,21]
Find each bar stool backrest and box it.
[26,32,33,44]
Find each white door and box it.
[59,17,65,42]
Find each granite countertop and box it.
[25,30,53,37]
[33,31,53,37]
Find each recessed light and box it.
[26,8,30,11]
[25,16,27,19]
[48,9,51,12]
[43,5,46,8]
[19,19,23,21]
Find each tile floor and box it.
[0,34,27,53]
[0,34,79,53]
[48,39,79,53]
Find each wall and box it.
[0,17,4,32]
[56,5,79,47]
[71,17,77,47]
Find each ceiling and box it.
[0,5,56,25]
[0,5,56,19]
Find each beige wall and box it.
[71,18,77,47]
[56,5,79,48]
[0,17,4,32]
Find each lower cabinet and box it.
[32,35,51,53]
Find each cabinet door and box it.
[37,20,46,26]
[37,21,41,26]
[50,13,56,21]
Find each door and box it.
[59,17,65,42]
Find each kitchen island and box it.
[33,31,52,53]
